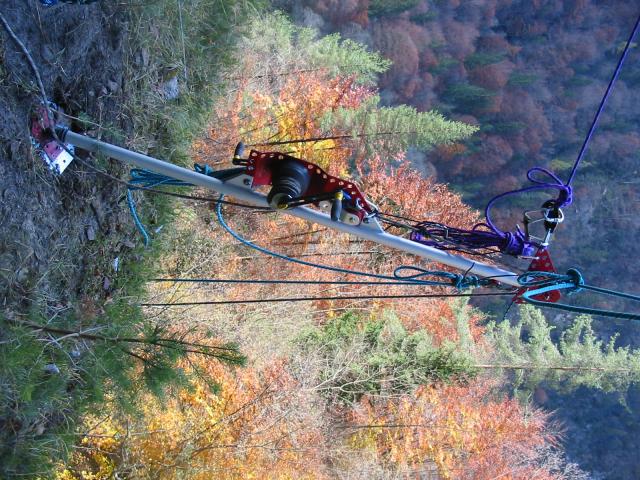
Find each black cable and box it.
[150,277,522,291]
[375,213,501,258]
[375,215,419,231]
[71,154,272,211]
[141,291,516,307]
[149,278,442,285]
[376,211,424,225]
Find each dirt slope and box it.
[0,1,131,314]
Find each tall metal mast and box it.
[61,129,520,288]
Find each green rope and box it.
[518,269,640,320]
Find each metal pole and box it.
[64,130,521,287]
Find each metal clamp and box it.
[523,202,564,248]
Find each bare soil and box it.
[0,0,134,315]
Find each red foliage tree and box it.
[348,379,560,479]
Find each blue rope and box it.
[127,189,151,246]
[518,269,640,320]
[215,195,492,290]
[126,165,219,246]
[127,169,493,290]
[126,168,191,246]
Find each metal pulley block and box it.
[232,143,373,224]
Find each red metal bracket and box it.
[514,248,561,304]
[30,104,74,174]
[245,150,373,222]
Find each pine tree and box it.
[298,311,477,403]
[484,305,640,394]
[321,96,479,158]
[205,11,477,168]
[236,11,391,86]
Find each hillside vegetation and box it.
[55,12,640,480]
[275,2,640,476]
[2,3,639,479]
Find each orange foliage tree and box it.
[193,70,375,173]
[348,379,561,479]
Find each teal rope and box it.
[215,194,493,290]
[127,168,196,246]
[518,269,640,320]
[126,165,218,246]
[127,189,151,246]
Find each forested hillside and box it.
[2,1,640,479]
[281,0,640,292]
[275,1,640,477]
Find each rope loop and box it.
[127,167,197,245]
[517,270,572,288]
[517,268,640,320]
[526,166,573,207]
[484,166,572,244]
[393,265,486,289]
[517,269,584,292]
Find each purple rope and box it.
[456,14,640,256]
[411,221,535,257]
[566,14,640,187]
[410,14,639,257]
[480,167,572,255]
[410,167,572,256]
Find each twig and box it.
[0,12,49,106]
[0,11,61,146]
[474,363,634,372]
[3,317,239,353]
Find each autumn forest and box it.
[1,1,640,480]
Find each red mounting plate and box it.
[246,150,373,213]
[514,248,562,304]
[30,104,74,175]
[30,105,54,143]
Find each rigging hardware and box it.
[29,103,74,174]
[50,126,522,287]
[9,0,639,318]
[31,117,640,317]
[513,248,561,304]
[233,142,373,225]
[523,201,564,249]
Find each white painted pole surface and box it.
[65,131,521,287]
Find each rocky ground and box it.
[0,1,135,317]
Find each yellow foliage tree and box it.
[58,359,328,479]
